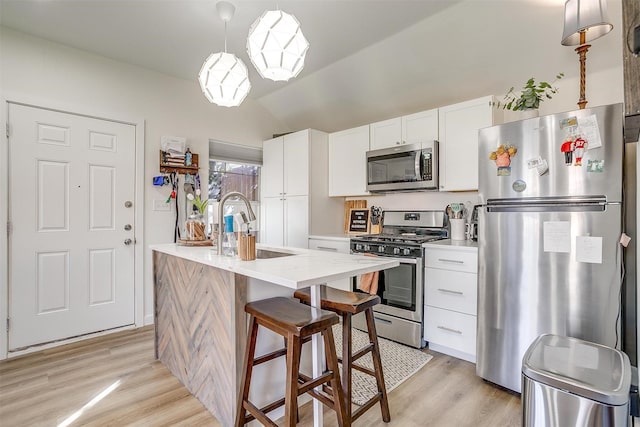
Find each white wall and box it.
[0,27,287,356]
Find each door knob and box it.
[124,238,132,245]
[124,201,133,208]
[124,224,132,231]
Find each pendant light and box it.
[246,8,309,82]
[198,1,251,107]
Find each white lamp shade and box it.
[198,52,251,107]
[247,10,309,82]
[561,0,613,46]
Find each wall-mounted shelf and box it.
[160,150,199,175]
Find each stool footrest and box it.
[353,364,376,378]
[352,393,383,421]
[298,371,335,395]
[305,387,339,409]
[253,348,287,365]
[351,342,374,363]
[242,400,279,427]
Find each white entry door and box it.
[8,103,136,350]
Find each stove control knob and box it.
[378,245,385,253]
[403,248,411,256]
[355,244,363,251]
[393,247,400,255]
[364,244,371,252]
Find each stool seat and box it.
[294,286,380,315]
[246,296,339,335]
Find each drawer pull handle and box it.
[316,246,338,252]
[438,258,464,264]
[437,325,462,335]
[374,316,392,324]
[437,288,463,295]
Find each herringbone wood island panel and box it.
[153,251,247,427]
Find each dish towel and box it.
[358,271,379,295]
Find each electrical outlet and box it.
[153,199,170,211]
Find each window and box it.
[208,160,260,202]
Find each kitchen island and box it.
[151,243,398,427]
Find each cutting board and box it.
[344,200,367,234]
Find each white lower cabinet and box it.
[308,237,351,291]
[423,244,478,363]
[261,196,309,248]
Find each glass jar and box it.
[185,212,206,241]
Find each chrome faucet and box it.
[217,191,257,255]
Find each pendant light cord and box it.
[224,21,227,53]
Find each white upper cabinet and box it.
[402,109,439,146]
[438,96,501,192]
[370,117,401,150]
[370,108,438,150]
[283,130,309,197]
[261,129,343,248]
[261,137,284,198]
[262,131,310,198]
[328,124,370,197]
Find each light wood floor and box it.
[0,326,521,427]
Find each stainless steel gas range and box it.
[350,210,448,348]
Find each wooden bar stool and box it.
[235,296,348,427]
[294,285,391,423]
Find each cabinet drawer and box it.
[308,238,350,254]
[425,268,477,315]
[424,248,477,273]
[424,306,476,356]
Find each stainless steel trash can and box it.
[522,334,631,427]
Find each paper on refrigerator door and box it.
[543,221,571,253]
[576,236,603,264]
[577,115,602,149]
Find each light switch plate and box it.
[153,199,170,211]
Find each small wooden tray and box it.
[177,239,214,247]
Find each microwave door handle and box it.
[414,151,423,180]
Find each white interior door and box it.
[8,103,136,350]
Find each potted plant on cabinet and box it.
[496,72,564,118]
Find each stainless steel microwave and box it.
[366,141,438,192]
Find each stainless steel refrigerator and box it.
[477,103,625,393]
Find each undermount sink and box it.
[255,249,296,259]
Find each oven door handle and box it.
[354,253,419,265]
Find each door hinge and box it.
[6,221,11,237]
[6,318,9,333]
[5,123,9,139]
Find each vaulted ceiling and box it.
[0,0,624,132]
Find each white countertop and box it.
[151,243,398,289]
[423,239,478,250]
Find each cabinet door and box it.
[283,130,309,197]
[308,238,351,290]
[402,108,438,147]
[261,137,284,198]
[284,195,309,248]
[439,96,495,191]
[260,196,284,246]
[328,125,370,197]
[369,117,401,150]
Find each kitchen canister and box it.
[450,218,466,241]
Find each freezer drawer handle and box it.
[437,288,463,295]
[438,258,464,264]
[316,246,338,252]
[437,325,463,335]
[374,316,392,324]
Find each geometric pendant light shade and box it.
[198,51,251,107]
[198,1,251,107]
[247,9,309,82]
